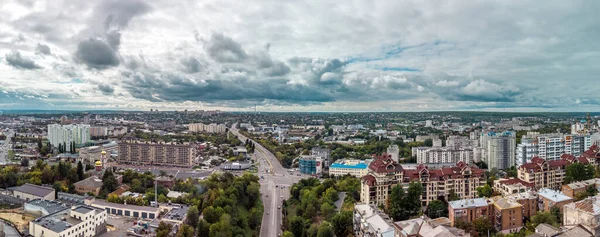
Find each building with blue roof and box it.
[329,159,371,178]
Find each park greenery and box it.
[282,176,360,237]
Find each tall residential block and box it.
[117,141,194,167]
[48,124,91,152]
[484,131,516,170]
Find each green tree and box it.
[387,184,406,221]
[21,158,29,167]
[473,217,495,236]
[424,139,433,147]
[185,206,199,227]
[406,182,423,217]
[175,224,195,237]
[77,161,84,181]
[331,211,352,237]
[565,163,595,184]
[476,184,493,198]
[526,211,559,231]
[100,170,119,195]
[282,231,294,237]
[289,216,305,237]
[197,219,210,237]
[448,188,460,201]
[317,222,334,237]
[320,202,336,220]
[156,221,173,237]
[203,206,221,224]
[427,200,448,218]
[303,204,317,220]
[209,214,232,237]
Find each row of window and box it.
[105,207,156,219]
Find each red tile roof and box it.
[519,156,567,172]
[498,178,534,188]
[362,174,376,186]
[581,145,600,159]
[403,162,485,182]
[368,154,403,173]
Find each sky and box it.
[0,0,599,112]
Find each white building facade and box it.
[48,124,91,152]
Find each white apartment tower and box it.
[485,131,516,170]
[516,132,593,165]
[48,124,91,152]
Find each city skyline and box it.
[1,1,599,112]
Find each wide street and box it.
[230,125,304,237]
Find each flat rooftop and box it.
[93,199,159,212]
[163,204,189,222]
[73,206,95,214]
[26,199,69,215]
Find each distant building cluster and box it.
[517,132,593,165]
[188,123,227,133]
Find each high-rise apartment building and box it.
[47,124,91,152]
[89,126,108,137]
[117,142,194,167]
[516,132,592,165]
[484,131,516,170]
[188,123,227,133]
[518,157,567,190]
[412,146,474,164]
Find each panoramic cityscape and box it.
[2,0,600,237]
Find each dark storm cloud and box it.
[75,38,119,69]
[123,72,335,103]
[35,43,51,55]
[105,30,121,50]
[98,84,115,95]
[5,50,41,69]
[205,33,248,62]
[181,57,201,73]
[99,0,152,30]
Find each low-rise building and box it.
[448,198,489,226]
[155,176,175,188]
[74,176,104,196]
[562,178,600,198]
[329,159,370,178]
[29,204,107,237]
[11,183,55,201]
[537,188,573,212]
[353,204,395,237]
[394,216,469,237]
[488,196,523,233]
[563,196,600,236]
[299,155,323,175]
[506,191,538,218]
[494,178,534,196]
[91,199,159,219]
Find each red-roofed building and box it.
[580,145,600,165]
[518,156,567,190]
[360,154,403,206]
[360,155,486,206]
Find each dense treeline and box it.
[0,160,88,194]
[282,176,360,237]
[156,172,263,237]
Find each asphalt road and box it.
[231,125,304,237]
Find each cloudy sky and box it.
[0,0,598,112]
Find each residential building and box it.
[188,123,227,133]
[485,131,516,170]
[353,204,395,237]
[299,155,323,175]
[48,124,91,152]
[493,178,534,196]
[517,133,593,165]
[488,196,523,233]
[117,141,194,167]
[29,205,107,237]
[412,146,474,164]
[89,126,108,137]
[74,176,103,196]
[329,159,370,178]
[79,142,118,164]
[562,178,600,198]
[11,183,55,201]
[533,223,593,237]
[537,188,573,212]
[394,216,469,237]
[403,162,486,205]
[155,176,175,188]
[360,154,404,206]
[311,147,331,167]
[563,197,600,236]
[448,198,489,226]
[506,191,538,218]
[580,145,600,165]
[518,157,567,190]
[361,155,485,207]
